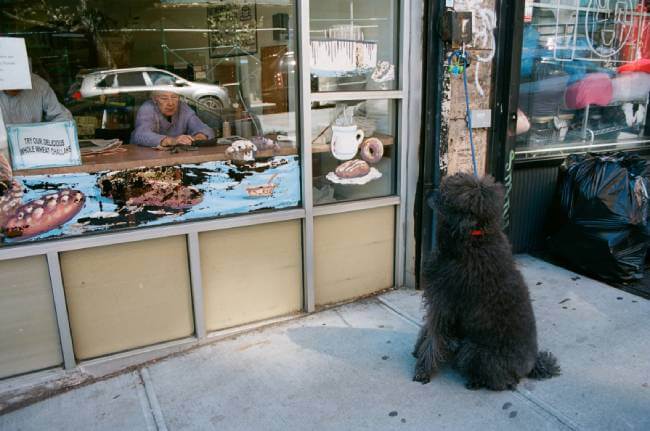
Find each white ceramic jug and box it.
[330,125,365,161]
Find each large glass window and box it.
[309,0,400,205]
[516,0,650,159]
[311,99,397,204]
[0,0,300,245]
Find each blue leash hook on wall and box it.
[448,49,479,178]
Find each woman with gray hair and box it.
[131,77,215,147]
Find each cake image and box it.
[225,140,258,162]
[97,167,203,210]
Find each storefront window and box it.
[516,0,650,158]
[309,0,399,92]
[311,99,397,204]
[0,0,300,245]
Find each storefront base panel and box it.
[60,236,195,361]
[510,163,561,253]
[0,256,62,379]
[314,207,395,306]
[200,220,303,332]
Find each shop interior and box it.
[0,0,402,242]
[1,0,301,176]
[517,0,650,158]
[1,0,400,203]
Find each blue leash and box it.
[449,49,478,177]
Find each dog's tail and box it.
[528,350,561,380]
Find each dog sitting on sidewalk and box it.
[412,173,560,390]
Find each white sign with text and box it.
[7,120,81,170]
[0,37,32,91]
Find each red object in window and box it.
[565,73,613,109]
[620,3,650,62]
[618,58,650,74]
[72,91,82,101]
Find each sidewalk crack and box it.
[138,368,168,431]
[376,297,422,328]
[334,309,353,327]
[513,389,580,431]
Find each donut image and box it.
[3,190,85,239]
[359,138,384,164]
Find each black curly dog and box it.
[412,173,560,390]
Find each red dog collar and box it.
[470,229,484,237]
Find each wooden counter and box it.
[14,133,394,176]
[14,145,297,176]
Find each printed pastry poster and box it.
[207,0,257,58]
[0,154,300,245]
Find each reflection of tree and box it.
[2,0,130,67]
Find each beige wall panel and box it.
[315,207,395,306]
[0,256,62,379]
[201,221,303,332]
[61,237,194,360]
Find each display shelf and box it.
[310,132,394,153]
[579,95,650,140]
[530,2,649,16]
[13,144,298,176]
[11,133,394,176]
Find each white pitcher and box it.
[330,125,365,161]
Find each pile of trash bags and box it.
[548,152,650,282]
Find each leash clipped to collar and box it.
[448,45,479,178]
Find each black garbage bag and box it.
[548,152,650,282]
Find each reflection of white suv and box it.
[79,67,231,114]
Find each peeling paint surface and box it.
[440,0,496,177]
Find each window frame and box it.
[0,0,414,377]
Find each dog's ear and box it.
[480,176,505,205]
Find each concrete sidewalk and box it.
[1,255,649,431]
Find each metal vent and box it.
[509,165,560,253]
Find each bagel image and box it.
[359,137,384,164]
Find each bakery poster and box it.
[207,0,258,58]
[0,154,300,245]
[6,120,81,170]
[0,37,32,91]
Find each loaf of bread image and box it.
[335,159,370,179]
[3,190,85,239]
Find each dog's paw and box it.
[413,368,431,384]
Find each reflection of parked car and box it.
[79,67,231,115]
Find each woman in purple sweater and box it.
[131,86,215,148]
